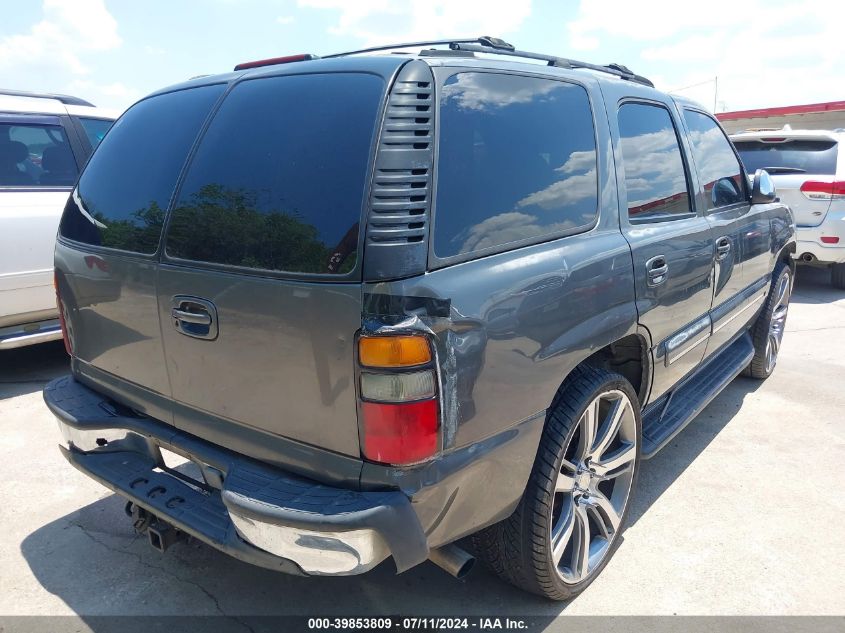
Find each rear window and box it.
[164,73,384,275]
[433,72,598,260]
[734,139,838,176]
[0,122,77,187]
[60,84,224,254]
[77,117,113,149]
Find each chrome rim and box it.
[765,272,791,374]
[550,389,637,585]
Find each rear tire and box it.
[472,365,641,601]
[744,262,792,379]
[832,263,845,290]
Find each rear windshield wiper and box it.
[759,166,807,174]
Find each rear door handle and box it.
[171,296,218,340]
[171,308,211,325]
[646,255,668,287]
[716,236,732,260]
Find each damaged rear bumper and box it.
[44,375,429,576]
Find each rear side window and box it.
[60,84,224,254]
[0,123,77,187]
[683,109,746,210]
[77,117,113,149]
[733,139,838,176]
[618,103,691,220]
[165,73,384,275]
[433,72,598,259]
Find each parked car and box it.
[43,37,795,601]
[731,128,844,288]
[0,89,117,349]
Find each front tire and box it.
[745,262,792,379]
[473,366,641,601]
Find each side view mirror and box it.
[751,169,776,204]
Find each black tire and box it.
[744,262,792,379]
[832,263,845,290]
[472,365,641,601]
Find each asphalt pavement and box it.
[0,266,842,625]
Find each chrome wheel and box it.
[550,389,637,584]
[764,271,791,374]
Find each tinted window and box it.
[434,73,598,259]
[165,73,383,275]
[618,103,691,220]
[60,85,223,253]
[78,117,113,148]
[0,123,76,187]
[734,139,838,176]
[683,110,745,210]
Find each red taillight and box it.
[54,272,72,356]
[233,54,317,71]
[357,333,440,465]
[800,180,845,200]
[361,400,439,465]
[821,236,840,244]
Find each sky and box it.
[1,0,842,114]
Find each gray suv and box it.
[44,37,796,601]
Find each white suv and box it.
[1,90,118,349]
[731,128,845,288]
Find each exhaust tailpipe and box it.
[801,253,815,263]
[428,544,475,579]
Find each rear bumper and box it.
[796,213,845,263]
[45,375,429,576]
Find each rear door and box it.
[157,72,384,457]
[613,100,715,401]
[733,136,839,227]
[0,114,82,322]
[56,84,224,423]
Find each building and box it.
[716,100,845,134]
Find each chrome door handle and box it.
[716,237,732,261]
[171,308,211,326]
[170,296,218,340]
[646,255,668,287]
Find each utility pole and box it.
[714,76,718,112]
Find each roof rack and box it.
[324,36,654,88]
[0,89,94,107]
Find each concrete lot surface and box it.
[0,266,843,621]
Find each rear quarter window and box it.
[59,84,224,254]
[433,72,598,260]
[77,117,114,149]
[733,139,838,176]
[164,73,384,276]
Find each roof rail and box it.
[0,89,94,107]
[322,36,514,59]
[449,42,653,87]
[323,36,653,87]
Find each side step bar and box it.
[641,332,754,458]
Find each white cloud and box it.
[441,70,559,111]
[0,1,128,108]
[517,170,597,210]
[276,15,295,25]
[0,0,120,77]
[567,0,845,111]
[456,211,578,254]
[298,0,531,44]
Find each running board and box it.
[641,332,754,458]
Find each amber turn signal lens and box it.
[359,335,432,368]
